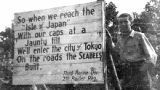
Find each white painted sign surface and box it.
[13,1,105,85]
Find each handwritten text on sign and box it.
[13,1,104,85]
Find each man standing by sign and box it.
[109,13,157,90]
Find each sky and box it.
[0,0,150,31]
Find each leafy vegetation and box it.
[0,27,14,88]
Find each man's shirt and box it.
[116,30,157,65]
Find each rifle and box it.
[105,29,122,90]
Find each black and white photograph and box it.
[0,0,160,90]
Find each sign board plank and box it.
[14,52,102,66]
[14,33,103,48]
[14,2,102,31]
[14,21,102,39]
[14,42,103,55]
[13,62,103,85]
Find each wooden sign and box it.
[13,1,105,85]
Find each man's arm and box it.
[141,33,157,65]
[140,33,157,71]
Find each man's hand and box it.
[107,37,115,49]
